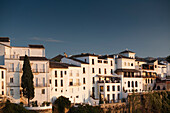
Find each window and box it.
[128,81,130,87]
[65,71,67,75]
[132,81,134,87]
[55,80,57,87]
[69,79,73,86]
[76,96,79,98]
[107,86,110,91]
[2,81,4,89]
[61,71,63,77]
[10,63,14,72]
[55,88,57,91]
[146,79,147,83]
[107,94,110,101]
[61,80,63,87]
[148,79,150,83]
[92,59,94,65]
[112,86,115,91]
[42,89,45,94]
[2,91,4,95]
[83,78,85,84]
[10,78,13,83]
[131,63,133,66]
[10,89,14,96]
[124,72,127,77]
[43,78,45,87]
[1,71,4,79]
[55,71,57,77]
[111,69,113,74]
[155,65,157,68]
[111,61,113,66]
[112,94,115,101]
[100,86,104,92]
[99,68,101,74]
[49,79,51,84]
[118,93,120,100]
[36,78,38,87]
[93,77,95,84]
[124,62,126,66]
[135,81,138,87]
[83,87,85,90]
[151,79,153,83]
[85,59,86,62]
[104,68,107,74]
[128,63,130,66]
[92,68,95,73]
[83,67,85,73]
[42,64,45,72]
[117,86,120,91]
[132,72,134,77]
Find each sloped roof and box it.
[119,50,135,54]
[49,62,80,68]
[29,45,45,48]
[70,53,98,57]
[0,37,10,42]
[50,54,64,62]
[0,66,6,69]
[67,57,89,64]
[20,56,48,61]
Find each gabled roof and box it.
[50,54,64,62]
[70,53,98,58]
[67,57,89,64]
[29,45,45,48]
[119,50,135,54]
[0,37,10,42]
[49,62,80,68]
[20,56,48,61]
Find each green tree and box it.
[166,55,170,63]
[53,96,71,113]
[21,55,34,106]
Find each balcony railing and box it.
[35,83,49,87]
[97,80,120,83]
[5,55,20,59]
[32,69,46,73]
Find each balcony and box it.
[97,80,120,84]
[5,55,20,59]
[32,69,46,73]
[35,83,50,87]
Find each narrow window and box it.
[92,59,94,65]
[104,68,107,74]
[111,61,113,66]
[2,81,4,89]
[93,77,95,84]
[55,80,57,87]
[42,89,45,94]
[99,68,101,74]
[92,68,95,73]
[112,86,115,91]
[83,78,85,84]
[36,78,38,86]
[1,71,4,79]
[107,86,110,91]
[111,69,113,74]
[10,78,13,83]
[112,94,115,101]
[61,71,63,77]
[117,86,120,91]
[43,78,45,87]
[132,81,134,87]
[83,67,85,73]
[100,86,103,92]
[135,81,138,87]
[69,79,73,86]
[118,93,120,100]
[55,71,57,77]
[61,80,63,87]
[128,81,130,87]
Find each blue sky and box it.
[0,0,170,58]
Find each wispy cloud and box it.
[31,37,63,43]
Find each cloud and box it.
[31,37,63,43]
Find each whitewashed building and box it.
[0,37,50,104]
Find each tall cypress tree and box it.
[21,55,34,106]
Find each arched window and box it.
[135,81,138,87]
[131,81,134,87]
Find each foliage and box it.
[0,101,35,113]
[21,55,35,106]
[53,96,71,113]
[166,55,170,63]
[69,104,103,113]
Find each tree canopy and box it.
[21,55,34,106]
[166,55,170,63]
[53,96,71,113]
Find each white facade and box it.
[0,66,6,96]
